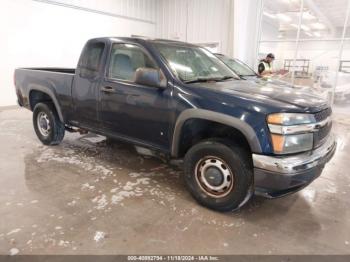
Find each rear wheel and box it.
[33,102,65,145]
[183,139,253,211]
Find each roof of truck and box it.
[89,36,198,47]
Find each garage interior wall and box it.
[0,0,157,106]
[155,0,233,55]
[1,0,260,107]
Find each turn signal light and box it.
[270,134,285,153]
[267,114,284,125]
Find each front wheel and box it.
[183,140,253,212]
[33,102,65,145]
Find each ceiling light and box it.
[311,22,326,30]
[276,13,292,22]
[302,12,315,20]
[301,24,310,31]
[305,32,313,37]
[281,0,299,3]
[290,24,310,31]
[263,11,276,19]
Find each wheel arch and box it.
[28,87,64,123]
[171,109,262,158]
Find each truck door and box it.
[72,41,106,127]
[99,43,171,151]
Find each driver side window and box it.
[79,42,105,78]
[108,43,158,81]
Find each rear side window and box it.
[108,43,158,81]
[79,42,105,78]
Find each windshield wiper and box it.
[215,76,235,81]
[184,77,219,84]
[237,74,257,80]
[184,76,235,84]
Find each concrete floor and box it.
[0,107,350,255]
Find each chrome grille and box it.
[313,107,332,148]
[314,122,332,148]
[313,108,332,148]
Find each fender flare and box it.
[171,109,262,157]
[28,86,64,123]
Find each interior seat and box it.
[110,53,134,80]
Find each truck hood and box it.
[190,80,329,112]
[243,76,293,88]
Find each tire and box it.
[183,139,253,212]
[33,102,65,145]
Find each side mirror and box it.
[134,68,167,89]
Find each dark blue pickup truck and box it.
[14,37,336,211]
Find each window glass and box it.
[216,54,256,76]
[108,43,158,81]
[258,0,349,107]
[335,41,350,114]
[80,42,105,78]
[154,43,237,83]
[260,0,302,41]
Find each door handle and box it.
[101,86,116,93]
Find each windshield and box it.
[153,43,239,83]
[217,55,256,77]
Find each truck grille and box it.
[314,107,332,122]
[314,122,332,148]
[313,107,332,148]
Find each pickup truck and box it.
[14,37,336,211]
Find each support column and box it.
[232,0,262,69]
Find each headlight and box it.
[267,113,315,125]
[270,133,313,154]
[267,113,315,154]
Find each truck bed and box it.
[14,67,75,121]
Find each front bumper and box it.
[252,134,337,198]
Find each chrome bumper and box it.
[253,134,336,175]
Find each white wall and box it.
[51,0,157,23]
[0,0,157,106]
[0,0,269,106]
[155,0,233,55]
